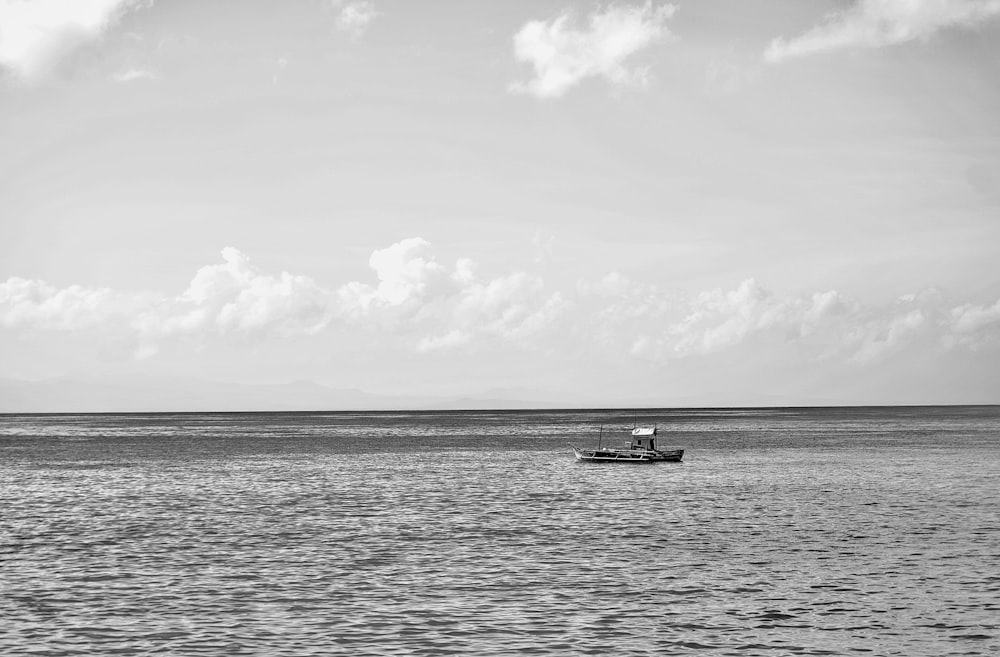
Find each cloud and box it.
[0,248,332,358]
[435,271,567,349]
[337,238,567,350]
[0,276,139,331]
[575,277,959,365]
[0,240,565,359]
[335,1,380,39]
[510,1,676,99]
[111,66,153,82]
[765,0,1000,63]
[130,248,332,356]
[849,308,927,363]
[946,298,1000,348]
[3,241,999,367]
[417,329,471,353]
[666,278,774,356]
[336,238,453,314]
[0,0,148,81]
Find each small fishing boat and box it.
[570,425,684,463]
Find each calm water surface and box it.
[1,407,998,656]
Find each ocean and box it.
[1,407,997,656]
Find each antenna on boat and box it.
[598,424,602,450]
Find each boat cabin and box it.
[627,426,657,451]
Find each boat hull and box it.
[571,446,684,463]
[650,449,684,462]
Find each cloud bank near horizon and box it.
[765,0,1000,63]
[2,239,998,367]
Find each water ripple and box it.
[1,408,998,655]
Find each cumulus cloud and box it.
[0,277,139,330]
[337,238,567,350]
[336,238,453,315]
[3,242,999,367]
[0,241,567,358]
[510,1,676,99]
[335,0,380,39]
[575,277,962,365]
[427,271,567,351]
[667,279,772,356]
[1,248,332,359]
[131,247,332,356]
[849,309,928,363]
[946,298,1000,348]
[765,0,1000,63]
[0,0,148,81]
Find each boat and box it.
[570,424,684,463]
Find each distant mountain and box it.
[0,376,616,413]
[424,386,593,410]
[0,376,439,413]
[0,376,886,414]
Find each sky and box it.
[1,0,999,409]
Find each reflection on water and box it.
[1,407,998,655]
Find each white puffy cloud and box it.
[0,0,147,80]
[849,308,928,362]
[335,0,380,39]
[423,271,567,351]
[132,247,332,356]
[337,238,567,351]
[765,0,1000,63]
[946,298,1000,348]
[3,241,999,367]
[667,278,772,356]
[336,238,454,315]
[0,276,138,330]
[611,278,790,360]
[577,277,960,364]
[510,1,676,99]
[0,248,331,358]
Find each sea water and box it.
[1,407,997,656]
